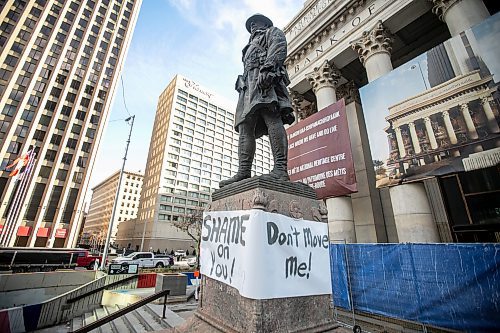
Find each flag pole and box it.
[100,115,135,270]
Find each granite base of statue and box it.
[171,176,340,333]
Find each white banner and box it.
[200,209,332,299]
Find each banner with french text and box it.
[286,99,357,199]
[200,210,332,299]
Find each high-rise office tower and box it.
[82,170,143,247]
[0,0,142,247]
[115,75,273,251]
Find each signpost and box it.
[108,263,138,275]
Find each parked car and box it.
[174,249,187,257]
[186,257,197,267]
[173,258,191,268]
[110,252,171,268]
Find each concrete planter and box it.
[155,273,187,296]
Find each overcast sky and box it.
[87,0,304,201]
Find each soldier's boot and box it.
[219,135,255,188]
[264,121,290,182]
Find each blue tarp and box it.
[329,243,500,332]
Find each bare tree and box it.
[173,207,204,266]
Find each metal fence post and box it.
[162,290,170,319]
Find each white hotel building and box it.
[115,75,273,251]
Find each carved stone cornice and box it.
[459,103,470,113]
[428,0,461,21]
[480,96,490,105]
[336,81,361,104]
[285,0,368,69]
[306,60,341,93]
[350,20,394,65]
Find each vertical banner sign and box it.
[286,99,357,199]
[200,210,331,300]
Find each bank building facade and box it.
[284,0,499,243]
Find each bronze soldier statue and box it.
[219,14,295,188]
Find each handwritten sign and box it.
[200,210,331,299]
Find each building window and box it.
[61,153,72,165]
[73,172,83,184]
[56,120,67,130]
[39,166,51,178]
[77,156,87,167]
[56,169,68,181]
[33,130,46,141]
[45,149,57,162]
[7,141,21,154]
[14,125,28,138]
[71,124,82,134]
[67,138,77,149]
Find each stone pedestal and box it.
[174,176,339,333]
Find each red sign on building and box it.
[55,228,67,238]
[17,226,31,236]
[37,227,50,237]
[286,99,357,199]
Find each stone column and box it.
[460,103,479,139]
[442,110,458,144]
[307,61,355,243]
[351,21,394,82]
[347,22,392,243]
[394,127,406,158]
[480,96,500,133]
[327,196,356,243]
[429,0,490,36]
[424,117,439,149]
[408,122,421,154]
[306,60,341,111]
[390,183,440,243]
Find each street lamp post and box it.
[100,115,135,270]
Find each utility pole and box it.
[100,115,135,270]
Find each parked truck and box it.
[110,252,172,268]
[76,251,105,270]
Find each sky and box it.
[87,0,304,201]
[359,53,430,163]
